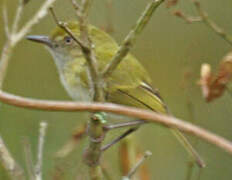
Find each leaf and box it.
[199,52,232,102]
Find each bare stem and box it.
[35,122,48,180]
[0,0,57,89]
[22,137,35,180]
[192,1,232,46]
[11,0,24,34]
[0,90,232,156]
[0,136,25,180]
[2,6,10,38]
[102,0,164,78]
[13,0,57,45]
[123,151,152,179]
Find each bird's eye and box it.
[64,36,73,44]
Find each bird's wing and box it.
[107,81,168,114]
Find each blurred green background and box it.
[0,0,232,179]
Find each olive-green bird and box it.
[27,21,204,167]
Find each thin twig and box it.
[192,0,232,46]
[35,122,48,180]
[0,0,57,88]
[11,0,24,34]
[13,0,57,44]
[122,151,152,179]
[2,6,10,38]
[0,136,25,180]
[22,137,35,180]
[173,11,202,24]
[102,0,164,78]
[49,7,85,48]
[0,91,232,157]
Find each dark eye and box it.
[64,36,72,44]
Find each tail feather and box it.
[171,129,205,168]
[109,82,205,168]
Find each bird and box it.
[27,21,204,167]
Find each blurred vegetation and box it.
[0,0,232,179]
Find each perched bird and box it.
[27,21,204,167]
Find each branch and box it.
[193,1,232,46]
[0,0,57,88]
[174,1,232,46]
[122,151,152,180]
[0,136,25,180]
[2,6,10,38]
[102,0,164,78]
[12,0,57,45]
[35,122,48,180]
[0,90,232,156]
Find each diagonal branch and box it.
[192,1,232,46]
[102,0,164,78]
[0,136,25,180]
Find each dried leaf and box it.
[199,52,232,102]
[136,150,151,180]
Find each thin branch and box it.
[35,122,48,180]
[70,0,81,12]
[192,1,232,46]
[122,151,152,180]
[2,6,10,38]
[0,91,232,156]
[0,136,25,180]
[13,0,57,45]
[173,11,202,24]
[49,7,85,48]
[11,0,24,34]
[22,137,35,180]
[102,0,164,78]
[0,0,57,88]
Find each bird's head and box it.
[27,22,83,69]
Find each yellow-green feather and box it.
[50,22,204,166]
[51,21,166,113]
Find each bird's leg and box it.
[103,119,145,131]
[101,127,139,152]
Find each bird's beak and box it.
[26,35,53,47]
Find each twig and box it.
[2,6,10,38]
[11,0,24,34]
[71,1,105,179]
[0,91,232,157]
[0,136,25,180]
[0,0,57,88]
[101,164,114,180]
[173,11,202,24]
[12,0,57,45]
[101,127,138,152]
[22,137,35,180]
[102,0,164,78]
[70,0,81,12]
[192,1,232,46]
[35,122,48,180]
[122,151,152,180]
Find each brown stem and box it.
[0,90,232,156]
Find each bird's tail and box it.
[171,128,205,167]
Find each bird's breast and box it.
[60,70,92,101]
